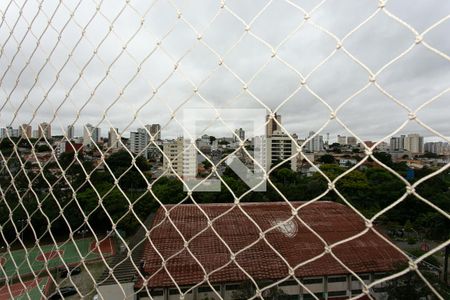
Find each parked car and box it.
[48,286,77,299]
[59,266,81,278]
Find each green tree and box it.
[318,154,336,164]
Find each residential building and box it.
[130,128,149,158]
[404,134,424,154]
[304,131,324,153]
[337,135,346,145]
[266,113,282,137]
[0,126,19,138]
[346,136,357,146]
[377,141,390,152]
[38,122,51,139]
[424,142,448,155]
[67,125,75,140]
[83,124,100,148]
[163,138,196,177]
[265,130,297,171]
[108,128,121,149]
[145,124,161,141]
[20,124,32,139]
[234,128,245,142]
[389,135,406,151]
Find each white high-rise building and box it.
[20,124,32,139]
[83,124,100,148]
[404,134,424,154]
[265,130,297,171]
[38,123,51,139]
[337,135,347,145]
[390,135,406,151]
[346,136,357,146]
[424,142,448,155]
[305,131,324,153]
[108,128,121,149]
[163,138,196,177]
[130,128,149,158]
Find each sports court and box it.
[0,277,51,300]
[0,238,114,279]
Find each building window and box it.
[327,276,347,283]
[373,273,387,280]
[225,284,240,291]
[169,289,179,295]
[351,289,362,295]
[198,286,220,293]
[351,274,370,281]
[278,280,298,287]
[149,290,164,297]
[303,292,323,300]
[328,290,347,297]
[302,277,323,284]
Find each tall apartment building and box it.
[265,130,297,171]
[163,138,197,177]
[0,127,18,138]
[424,142,448,155]
[83,124,101,148]
[337,135,346,145]
[266,113,282,137]
[346,136,357,146]
[404,134,424,154]
[67,125,75,140]
[390,135,406,151]
[145,124,161,141]
[234,128,245,142]
[38,122,51,139]
[304,131,324,153]
[108,128,121,149]
[20,124,32,139]
[130,128,149,158]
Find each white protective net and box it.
[0,0,449,299]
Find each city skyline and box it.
[0,1,448,143]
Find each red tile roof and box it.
[137,201,405,288]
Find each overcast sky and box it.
[0,0,449,143]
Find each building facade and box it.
[38,122,51,139]
[304,131,324,153]
[266,113,282,138]
[130,128,149,158]
[108,128,121,149]
[404,134,424,154]
[20,124,32,139]
[146,124,161,141]
[83,124,100,148]
[265,130,297,171]
[67,125,75,140]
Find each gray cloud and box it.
[0,0,449,143]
